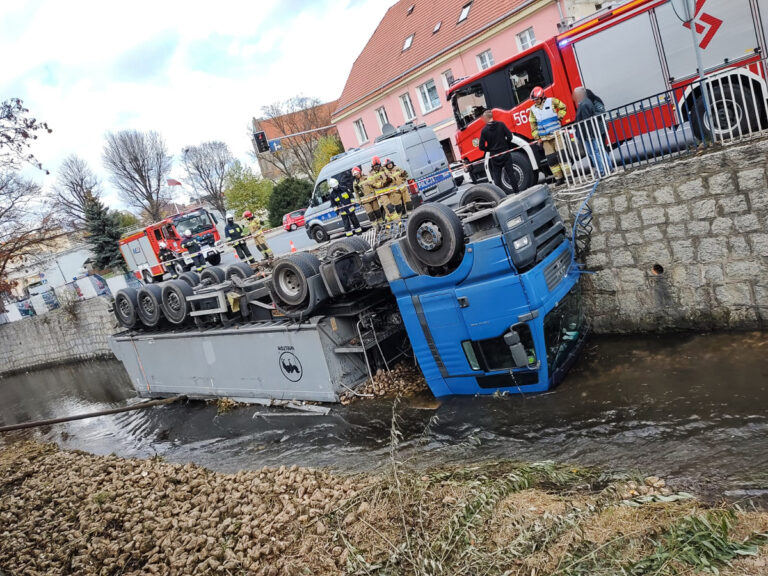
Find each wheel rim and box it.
[706,98,744,136]
[167,292,183,314]
[502,166,521,190]
[415,221,443,252]
[140,295,155,317]
[143,272,153,284]
[313,228,325,241]
[118,297,131,319]
[277,269,302,298]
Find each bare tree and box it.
[0,98,52,173]
[52,155,101,226]
[102,130,172,221]
[182,141,233,216]
[252,96,334,180]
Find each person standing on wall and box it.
[573,87,607,178]
[478,110,520,195]
[528,86,568,186]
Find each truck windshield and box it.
[452,84,487,129]
[543,284,585,376]
[175,211,213,234]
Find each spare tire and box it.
[114,288,140,329]
[460,183,507,207]
[407,203,465,269]
[271,252,321,306]
[178,271,200,287]
[161,280,194,325]
[225,262,254,281]
[136,284,164,328]
[200,266,226,285]
[327,236,371,259]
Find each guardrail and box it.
[555,55,768,191]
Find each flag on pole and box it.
[167,178,183,186]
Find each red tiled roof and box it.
[334,0,535,117]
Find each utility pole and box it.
[685,0,713,144]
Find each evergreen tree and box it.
[267,177,312,228]
[84,196,127,272]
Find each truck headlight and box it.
[506,216,523,229]
[513,236,530,250]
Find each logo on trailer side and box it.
[278,349,303,382]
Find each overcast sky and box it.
[0,0,390,208]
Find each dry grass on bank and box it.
[0,440,767,576]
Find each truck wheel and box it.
[225,262,254,281]
[328,236,371,259]
[406,203,465,269]
[310,225,329,244]
[503,151,534,192]
[173,262,186,276]
[691,82,758,141]
[460,183,507,207]
[200,266,226,285]
[178,271,200,287]
[114,288,140,329]
[271,252,321,306]
[136,284,164,328]
[142,270,164,284]
[161,280,193,325]
[206,252,222,266]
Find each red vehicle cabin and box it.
[447,0,768,188]
[119,207,222,283]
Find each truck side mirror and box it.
[504,326,529,368]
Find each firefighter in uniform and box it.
[328,178,362,236]
[225,213,255,264]
[158,241,179,278]
[383,158,410,215]
[367,156,397,222]
[528,86,568,186]
[243,211,274,261]
[181,230,205,272]
[354,166,381,224]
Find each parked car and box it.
[283,209,306,231]
[305,122,457,243]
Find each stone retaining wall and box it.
[0,297,119,376]
[559,138,768,333]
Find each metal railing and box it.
[555,55,768,191]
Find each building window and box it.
[442,69,455,89]
[400,93,416,121]
[375,107,389,130]
[458,1,472,23]
[517,27,536,51]
[477,49,494,71]
[417,79,441,114]
[353,119,368,144]
[433,21,442,33]
[403,34,414,51]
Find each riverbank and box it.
[1,441,767,575]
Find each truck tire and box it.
[271,252,321,306]
[225,262,254,281]
[173,262,187,276]
[161,280,193,325]
[328,236,371,259]
[114,288,140,329]
[206,252,222,266]
[459,183,507,207]
[690,82,759,141]
[178,271,200,287]
[310,225,329,244]
[406,203,465,269]
[142,270,164,284]
[200,266,226,285]
[503,151,535,192]
[136,284,164,328]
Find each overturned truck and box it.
[110,184,589,403]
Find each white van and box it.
[305,123,457,243]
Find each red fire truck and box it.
[119,207,223,283]
[447,0,768,188]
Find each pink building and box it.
[333,0,574,163]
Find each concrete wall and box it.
[0,297,119,376]
[559,139,768,334]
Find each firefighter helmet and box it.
[183,229,192,238]
[328,177,339,189]
[384,158,394,166]
[531,86,545,100]
[352,166,362,175]
[243,210,253,219]
[371,156,381,167]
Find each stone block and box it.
[734,214,760,232]
[590,270,617,292]
[592,196,611,214]
[670,240,694,262]
[586,251,608,269]
[748,189,768,211]
[620,212,642,230]
[607,234,626,248]
[716,195,748,215]
[666,225,686,239]
[611,249,635,267]
[653,186,676,204]
[724,261,760,281]
[590,235,607,251]
[618,268,646,285]
[755,285,768,307]
[624,231,644,245]
[666,204,690,223]
[687,221,711,237]
[715,283,753,306]
[711,217,733,235]
[638,242,671,264]
[707,172,735,195]
[692,199,716,220]
[630,190,652,209]
[612,196,629,213]
[749,233,768,256]
[677,178,706,200]
[643,226,664,242]
[728,235,751,255]
[640,206,666,226]
[697,237,728,262]
[598,215,617,232]
[737,167,766,192]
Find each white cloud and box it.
[1,0,390,211]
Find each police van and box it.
[305,123,457,243]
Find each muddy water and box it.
[1,332,767,499]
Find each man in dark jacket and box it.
[573,87,607,177]
[478,110,520,194]
[224,213,255,264]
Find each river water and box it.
[1,332,767,500]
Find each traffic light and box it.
[253,131,269,153]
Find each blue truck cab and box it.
[377,184,588,396]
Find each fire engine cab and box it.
[119,207,223,283]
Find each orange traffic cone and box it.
[290,240,297,253]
